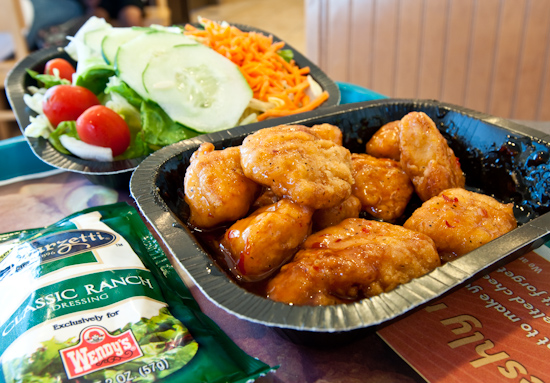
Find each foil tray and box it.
[130,99,550,336]
[5,24,339,190]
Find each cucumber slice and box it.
[76,26,114,92]
[142,44,253,133]
[116,31,197,99]
[84,27,112,55]
[65,16,112,61]
[101,27,147,65]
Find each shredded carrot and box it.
[256,90,329,121]
[184,19,329,121]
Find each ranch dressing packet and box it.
[0,202,273,383]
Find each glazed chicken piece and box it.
[184,142,261,229]
[365,120,401,161]
[399,112,465,201]
[220,199,314,282]
[403,188,517,262]
[310,123,344,145]
[251,188,279,210]
[266,218,440,306]
[312,194,362,231]
[240,124,354,209]
[351,153,414,222]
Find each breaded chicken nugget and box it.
[312,194,362,231]
[365,120,401,161]
[266,218,440,306]
[251,187,279,210]
[400,112,465,201]
[221,199,314,282]
[184,142,260,229]
[240,124,354,209]
[351,153,414,222]
[310,123,343,145]
[403,188,517,262]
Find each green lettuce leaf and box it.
[140,101,200,149]
[48,121,78,154]
[26,69,70,88]
[75,65,116,95]
[278,49,294,63]
[104,77,144,110]
[105,77,200,150]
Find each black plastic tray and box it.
[130,99,550,338]
[5,24,340,190]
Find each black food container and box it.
[130,99,550,342]
[5,24,339,190]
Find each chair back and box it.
[0,0,29,66]
[0,0,29,138]
[306,0,550,121]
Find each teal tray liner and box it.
[336,81,387,104]
[0,135,59,183]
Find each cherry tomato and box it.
[76,105,131,157]
[42,85,100,127]
[44,58,76,81]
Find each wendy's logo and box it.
[60,325,143,379]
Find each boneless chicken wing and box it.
[312,194,362,231]
[240,124,354,209]
[251,187,279,210]
[399,112,465,201]
[351,153,414,222]
[184,142,261,229]
[266,218,440,306]
[310,123,344,145]
[403,188,517,262]
[220,199,314,282]
[365,120,401,161]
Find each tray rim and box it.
[130,98,550,332]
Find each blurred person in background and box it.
[22,0,85,50]
[86,0,146,27]
[22,0,145,50]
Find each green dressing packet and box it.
[0,202,274,383]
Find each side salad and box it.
[23,17,327,162]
